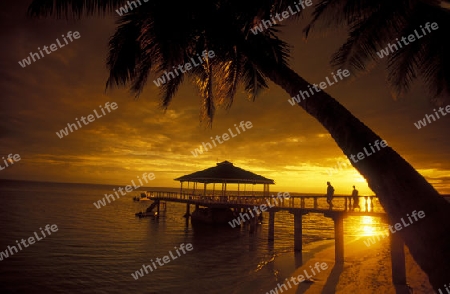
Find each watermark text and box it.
[93,172,155,209]
[0,224,58,261]
[131,243,193,280]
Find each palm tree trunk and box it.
[255,58,450,290]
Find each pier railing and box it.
[146,191,381,212]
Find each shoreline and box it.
[266,236,433,293]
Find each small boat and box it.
[139,192,151,201]
[134,193,152,201]
[135,201,159,218]
[135,211,158,218]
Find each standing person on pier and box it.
[326,181,334,208]
[352,185,360,211]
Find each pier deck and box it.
[147,191,385,216]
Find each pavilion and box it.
[174,160,275,197]
[173,161,274,225]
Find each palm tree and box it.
[27,0,450,290]
[304,0,450,101]
[302,0,450,288]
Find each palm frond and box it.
[307,0,450,102]
[386,46,419,99]
[27,0,124,19]
[241,58,269,101]
[159,75,185,109]
[198,63,215,126]
[213,54,240,110]
[106,19,142,89]
[304,0,348,38]
[331,10,402,73]
[29,0,296,125]
[419,39,450,102]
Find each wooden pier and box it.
[151,194,377,248]
[145,191,409,284]
[143,161,416,286]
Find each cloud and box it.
[0,0,449,195]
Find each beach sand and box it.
[272,236,433,294]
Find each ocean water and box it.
[0,180,386,294]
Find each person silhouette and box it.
[352,185,360,211]
[326,181,334,208]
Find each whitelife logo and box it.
[131,243,193,280]
[228,192,290,228]
[190,121,252,157]
[18,31,81,68]
[364,210,425,247]
[287,69,350,106]
[250,0,313,35]
[363,230,390,247]
[348,140,388,164]
[55,102,118,139]
[0,153,21,171]
[115,0,149,16]
[376,22,439,59]
[93,172,155,209]
[414,104,450,129]
[0,224,59,261]
[153,50,215,87]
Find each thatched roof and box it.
[174,161,275,184]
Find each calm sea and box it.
[0,180,386,294]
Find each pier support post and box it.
[390,232,407,285]
[185,203,190,217]
[249,211,258,233]
[268,211,275,241]
[333,213,344,263]
[293,212,303,252]
[185,203,190,227]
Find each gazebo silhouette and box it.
[174,161,275,225]
[175,160,275,198]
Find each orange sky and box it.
[0,1,449,195]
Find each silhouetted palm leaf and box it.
[306,0,450,101]
[96,0,291,124]
[28,0,124,18]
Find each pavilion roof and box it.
[174,161,275,184]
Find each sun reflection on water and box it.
[347,216,387,237]
[361,216,377,236]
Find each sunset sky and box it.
[1,1,449,195]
